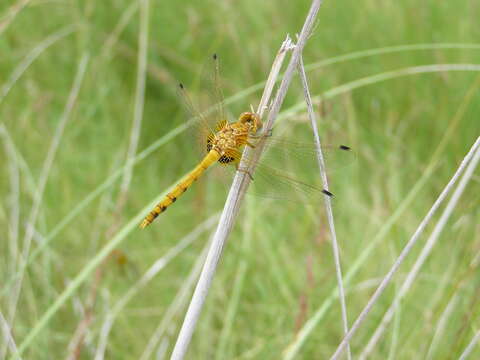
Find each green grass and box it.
[1,0,480,359]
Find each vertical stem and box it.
[297,56,351,360]
[329,136,480,360]
[170,1,323,359]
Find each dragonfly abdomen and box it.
[140,150,221,228]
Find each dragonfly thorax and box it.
[206,112,262,166]
[210,113,260,151]
[209,123,246,154]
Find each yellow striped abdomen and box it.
[140,149,221,229]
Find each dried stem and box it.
[93,213,219,360]
[117,0,150,207]
[5,54,89,360]
[0,0,31,36]
[459,329,480,360]
[170,1,323,359]
[0,310,19,359]
[329,135,480,360]
[0,26,75,105]
[359,135,480,358]
[297,55,351,360]
[66,2,150,356]
[138,239,212,360]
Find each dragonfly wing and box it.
[257,135,355,172]
[235,137,355,202]
[176,54,231,162]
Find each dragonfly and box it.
[140,54,351,229]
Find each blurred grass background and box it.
[1,0,479,359]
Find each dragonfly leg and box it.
[250,128,273,139]
[236,165,254,180]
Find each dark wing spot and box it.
[207,133,217,152]
[179,83,184,89]
[213,53,217,60]
[339,145,351,151]
[322,189,334,197]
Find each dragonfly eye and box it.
[238,112,262,134]
[239,112,260,124]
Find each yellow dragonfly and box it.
[140,54,350,229]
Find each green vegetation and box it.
[1,0,479,359]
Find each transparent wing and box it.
[175,54,230,161]
[223,138,355,202]
[209,53,227,127]
[175,53,354,203]
[258,136,354,172]
[176,82,216,157]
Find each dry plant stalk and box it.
[330,135,480,360]
[359,135,480,358]
[170,1,324,359]
[3,53,89,360]
[66,2,151,356]
[297,55,351,360]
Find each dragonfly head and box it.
[239,112,262,134]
